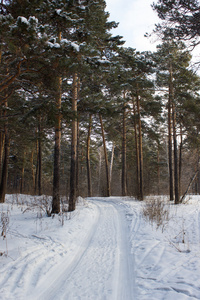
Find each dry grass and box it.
[142,196,170,230]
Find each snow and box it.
[71,42,80,52]
[1,194,200,299]
[17,16,29,25]
[60,39,80,52]
[46,41,61,48]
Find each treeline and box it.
[0,0,200,212]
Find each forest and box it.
[1,0,200,212]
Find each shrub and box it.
[142,196,169,230]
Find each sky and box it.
[105,0,160,52]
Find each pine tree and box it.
[152,0,200,46]
[153,40,199,202]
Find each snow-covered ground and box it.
[0,194,200,299]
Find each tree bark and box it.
[86,114,92,197]
[136,90,144,200]
[34,138,38,194]
[30,149,35,193]
[157,145,160,195]
[110,143,115,188]
[98,148,102,196]
[172,101,179,204]
[168,63,174,201]
[179,125,183,196]
[133,100,140,199]
[38,119,42,196]
[52,31,62,214]
[69,73,78,211]
[169,61,179,204]
[76,119,80,197]
[20,149,25,194]
[0,90,9,203]
[0,122,4,183]
[99,114,111,197]
[122,94,127,196]
[0,132,9,202]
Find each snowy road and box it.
[2,194,200,299]
[35,198,136,300]
[0,197,136,300]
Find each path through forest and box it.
[0,197,136,300]
[32,198,136,300]
[2,195,200,299]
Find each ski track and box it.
[0,198,136,300]
[2,196,200,300]
[33,199,136,300]
[0,237,67,300]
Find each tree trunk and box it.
[76,119,80,197]
[52,31,62,214]
[179,125,183,196]
[99,114,110,197]
[122,95,127,196]
[38,121,42,196]
[133,100,140,199]
[157,145,160,195]
[110,143,115,188]
[0,92,9,203]
[86,114,92,197]
[169,61,179,204]
[98,148,102,196]
[35,138,38,194]
[76,79,81,197]
[69,73,78,212]
[172,101,179,204]
[0,109,4,183]
[136,91,144,200]
[20,149,25,194]
[30,149,35,193]
[168,63,174,201]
